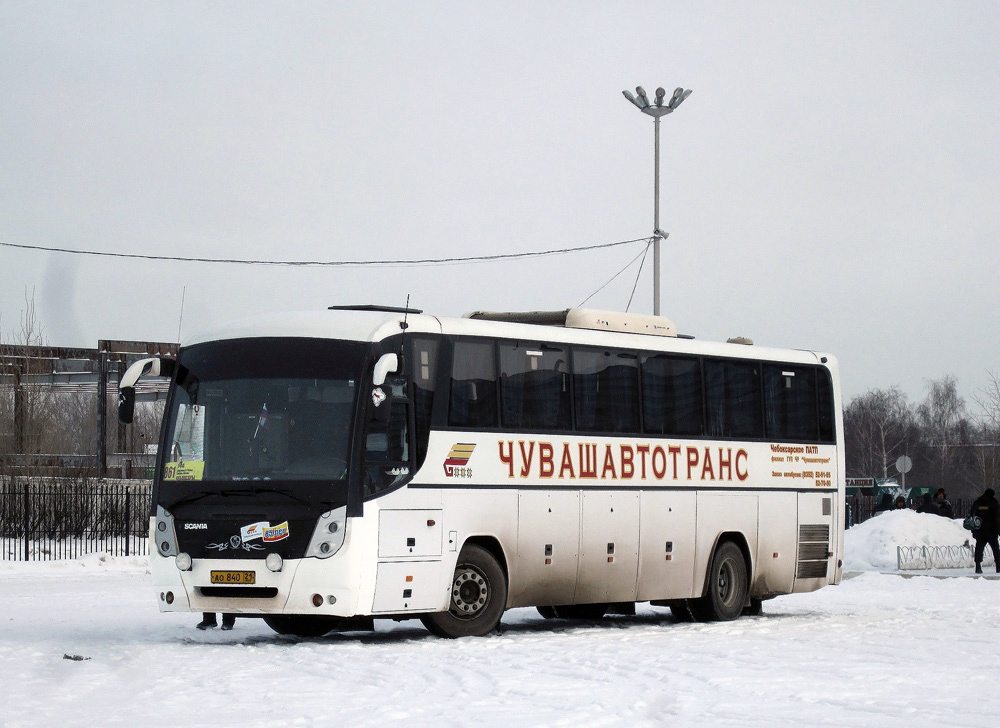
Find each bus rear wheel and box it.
[690,541,748,622]
[421,544,507,638]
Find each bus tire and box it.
[262,615,338,638]
[536,606,558,619]
[552,603,608,620]
[690,541,748,622]
[421,544,507,638]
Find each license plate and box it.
[210,570,256,585]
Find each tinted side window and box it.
[449,341,497,428]
[499,343,571,431]
[573,348,640,433]
[817,368,836,443]
[705,359,763,438]
[763,364,817,441]
[641,354,703,436]
[364,374,410,497]
[411,337,439,466]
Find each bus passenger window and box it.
[763,364,818,442]
[499,343,571,431]
[641,354,703,437]
[449,341,497,428]
[705,359,763,439]
[573,348,639,433]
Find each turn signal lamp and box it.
[306,506,348,559]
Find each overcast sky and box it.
[2,2,998,408]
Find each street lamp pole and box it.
[622,85,692,316]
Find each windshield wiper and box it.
[167,486,309,510]
[166,490,216,509]
[246,486,309,505]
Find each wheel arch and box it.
[461,535,510,585]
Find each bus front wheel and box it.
[421,544,507,638]
[690,541,748,622]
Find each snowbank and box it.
[844,508,971,571]
[0,552,149,575]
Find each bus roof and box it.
[182,306,836,368]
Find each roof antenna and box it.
[400,294,411,332]
[398,294,411,368]
[176,285,186,343]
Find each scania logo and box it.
[183,523,208,530]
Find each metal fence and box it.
[896,544,991,570]
[0,476,151,560]
[846,495,972,529]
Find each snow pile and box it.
[0,551,149,574]
[844,509,971,571]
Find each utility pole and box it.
[622,85,692,316]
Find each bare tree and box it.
[972,371,1000,494]
[0,289,60,458]
[917,375,971,494]
[844,387,912,478]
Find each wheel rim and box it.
[450,565,490,619]
[716,558,740,608]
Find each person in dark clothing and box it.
[874,493,894,513]
[893,495,907,509]
[197,613,236,630]
[970,488,1000,574]
[934,488,955,518]
[916,493,939,514]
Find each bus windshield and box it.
[161,338,366,484]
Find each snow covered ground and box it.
[3,512,999,728]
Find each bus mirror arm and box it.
[118,357,176,425]
[372,353,399,387]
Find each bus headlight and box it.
[154,506,178,557]
[305,506,347,559]
[175,552,192,571]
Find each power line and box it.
[0,237,651,268]
[577,240,653,308]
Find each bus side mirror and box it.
[118,356,176,425]
[119,387,136,425]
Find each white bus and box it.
[120,305,844,638]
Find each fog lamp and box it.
[265,553,283,572]
[312,593,324,607]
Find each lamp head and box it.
[669,88,693,109]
